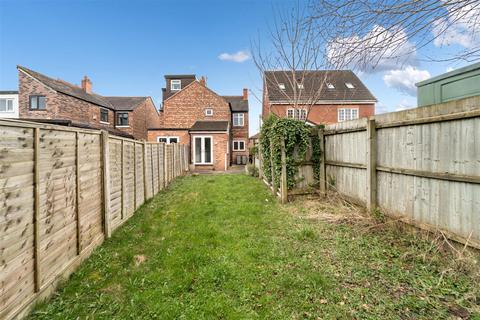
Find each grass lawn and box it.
[28,174,479,319]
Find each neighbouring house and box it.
[17,66,159,140]
[262,70,376,124]
[148,75,249,171]
[416,62,480,107]
[0,91,19,118]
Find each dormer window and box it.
[205,108,213,116]
[327,83,335,89]
[297,83,304,89]
[345,82,355,89]
[278,83,285,90]
[171,79,181,91]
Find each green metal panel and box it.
[416,62,480,107]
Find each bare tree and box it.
[310,0,480,71]
[251,4,335,122]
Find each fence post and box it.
[101,131,112,238]
[150,144,155,195]
[269,138,277,196]
[33,127,41,292]
[173,143,177,177]
[143,141,148,200]
[258,140,263,179]
[318,129,326,194]
[280,138,288,204]
[157,143,161,190]
[163,143,168,188]
[133,142,137,209]
[121,139,125,220]
[366,118,377,211]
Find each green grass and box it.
[28,174,479,319]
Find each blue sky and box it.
[0,0,475,135]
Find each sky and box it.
[0,0,477,135]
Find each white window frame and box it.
[297,83,304,89]
[193,135,213,165]
[278,83,285,90]
[233,140,246,151]
[100,107,109,124]
[0,98,14,112]
[233,113,244,127]
[326,83,335,89]
[156,136,179,144]
[286,108,294,118]
[205,108,213,116]
[171,79,181,91]
[338,108,359,122]
[345,82,355,89]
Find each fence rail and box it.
[0,119,189,320]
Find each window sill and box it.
[29,109,47,111]
[194,163,214,166]
[233,150,246,152]
[116,125,130,128]
[100,121,110,125]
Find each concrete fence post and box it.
[280,138,288,204]
[366,118,377,211]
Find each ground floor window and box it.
[0,98,14,112]
[233,140,245,151]
[338,108,359,122]
[194,136,213,164]
[156,136,179,144]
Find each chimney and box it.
[81,75,92,94]
[199,76,206,86]
[243,88,248,100]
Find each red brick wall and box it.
[268,103,375,124]
[18,70,114,130]
[116,98,160,140]
[231,112,249,163]
[147,129,190,145]
[162,81,230,128]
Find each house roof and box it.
[0,90,18,94]
[249,132,260,140]
[18,65,152,112]
[222,96,249,112]
[264,70,376,103]
[164,74,196,79]
[104,97,148,111]
[190,120,229,132]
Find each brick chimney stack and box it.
[243,88,248,100]
[81,76,92,94]
[199,76,206,86]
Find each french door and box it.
[194,136,213,164]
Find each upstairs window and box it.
[29,95,46,110]
[233,140,245,151]
[345,82,355,89]
[171,79,181,91]
[338,108,359,122]
[278,83,286,90]
[297,83,304,89]
[205,108,213,116]
[0,99,14,112]
[116,112,129,126]
[100,108,109,123]
[233,113,244,126]
[326,83,335,89]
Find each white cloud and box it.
[383,66,430,96]
[432,4,480,48]
[395,98,415,112]
[327,25,417,73]
[218,51,250,63]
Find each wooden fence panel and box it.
[122,141,135,219]
[38,129,78,287]
[159,143,165,189]
[0,126,36,319]
[144,144,153,200]
[108,139,122,231]
[151,144,159,195]
[77,133,103,252]
[135,143,144,208]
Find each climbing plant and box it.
[259,114,313,190]
[310,125,324,184]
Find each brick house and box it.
[17,66,159,140]
[262,70,376,124]
[148,75,249,171]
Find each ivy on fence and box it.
[260,114,314,190]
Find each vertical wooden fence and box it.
[0,119,189,320]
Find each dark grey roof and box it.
[264,70,376,103]
[222,96,249,112]
[104,97,148,111]
[164,74,196,79]
[18,66,151,112]
[0,90,18,94]
[18,65,114,109]
[249,132,260,139]
[190,120,229,131]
